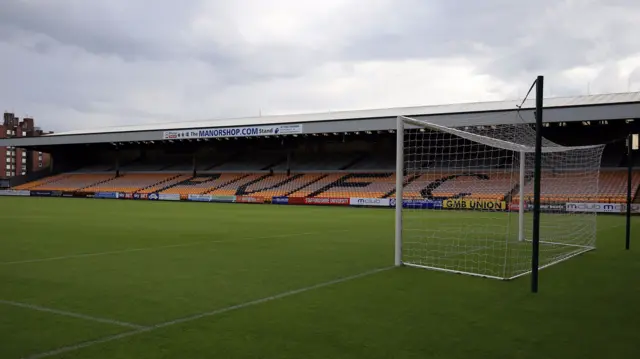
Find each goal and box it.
[394,115,605,280]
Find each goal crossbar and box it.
[395,115,604,280]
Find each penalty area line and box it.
[23,266,393,359]
[1,229,350,266]
[0,299,146,330]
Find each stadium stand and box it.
[12,173,70,190]
[82,173,181,193]
[11,168,640,204]
[161,174,246,196]
[29,173,115,191]
[512,170,640,203]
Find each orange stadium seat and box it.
[83,173,179,193]
[12,170,640,204]
[29,174,116,191]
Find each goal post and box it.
[394,115,605,280]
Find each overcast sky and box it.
[1,0,639,132]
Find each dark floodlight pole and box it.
[626,134,633,250]
[531,75,544,294]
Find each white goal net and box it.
[394,116,605,280]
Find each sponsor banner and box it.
[147,193,160,200]
[272,196,289,205]
[188,194,212,202]
[30,190,53,197]
[401,199,443,209]
[236,196,264,204]
[212,195,236,202]
[623,204,640,214]
[566,202,620,213]
[0,190,31,196]
[211,195,237,203]
[288,197,306,205]
[62,191,75,197]
[442,199,507,211]
[567,202,639,214]
[133,193,141,200]
[162,124,303,140]
[526,203,565,212]
[509,202,521,211]
[511,202,565,212]
[303,197,349,206]
[73,191,94,198]
[95,192,118,199]
[349,198,390,207]
[158,193,180,201]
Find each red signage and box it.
[236,196,264,204]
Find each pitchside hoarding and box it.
[94,192,118,199]
[158,193,180,201]
[442,199,506,211]
[162,124,303,140]
[303,197,349,206]
[566,202,621,213]
[566,202,640,214]
[349,198,390,207]
[0,190,30,196]
[272,197,289,204]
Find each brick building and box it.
[0,112,52,179]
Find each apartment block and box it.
[0,112,52,179]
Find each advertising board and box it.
[400,199,443,209]
[566,203,639,214]
[527,203,565,212]
[510,202,566,212]
[303,197,349,206]
[442,199,506,211]
[287,197,305,205]
[211,196,236,203]
[0,190,30,196]
[349,198,390,207]
[162,124,303,140]
[565,203,621,213]
[95,192,118,199]
[30,190,53,197]
[621,203,640,214]
[272,197,289,205]
[188,194,212,202]
[158,193,180,201]
[236,196,264,204]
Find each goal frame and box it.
[394,115,600,280]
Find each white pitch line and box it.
[1,230,350,266]
[23,266,393,359]
[0,299,145,330]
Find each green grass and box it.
[0,197,638,359]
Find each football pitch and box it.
[1,197,638,359]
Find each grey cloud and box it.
[0,0,639,132]
[0,0,201,61]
